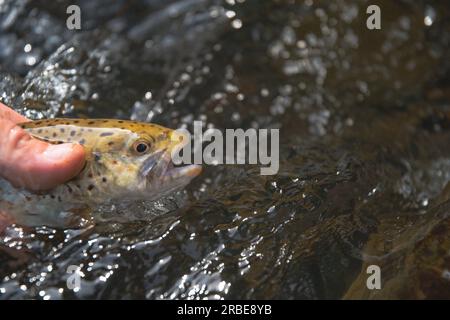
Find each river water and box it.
[0,0,450,299]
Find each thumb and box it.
[0,119,85,191]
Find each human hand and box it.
[0,102,85,191]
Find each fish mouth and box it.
[139,149,201,188]
[164,160,202,180]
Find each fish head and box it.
[91,122,201,200]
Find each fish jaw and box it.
[139,149,201,200]
[162,128,202,179]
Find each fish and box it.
[0,119,201,227]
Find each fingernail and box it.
[43,143,75,161]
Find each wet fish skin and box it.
[0,119,201,227]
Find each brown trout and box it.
[0,119,201,227]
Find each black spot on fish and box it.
[118,120,124,123]
[50,194,55,199]
[67,186,73,193]
[102,177,107,183]
[108,141,114,146]
[58,196,62,202]
[37,129,43,134]
[100,132,114,137]
[60,128,65,133]
[52,133,57,138]
[70,131,76,137]
[88,173,93,178]
[88,121,95,125]
[79,139,86,145]
[94,154,101,162]
[88,185,95,191]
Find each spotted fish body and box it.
[0,119,201,227]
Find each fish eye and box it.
[133,141,150,154]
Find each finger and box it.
[0,119,86,191]
[0,102,28,124]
